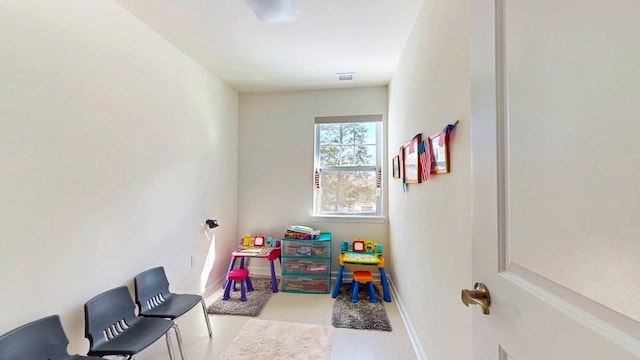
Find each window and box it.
[313,115,382,217]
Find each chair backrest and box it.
[134,266,172,313]
[84,286,139,350]
[0,315,71,360]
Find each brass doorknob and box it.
[461,282,491,315]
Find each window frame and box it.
[313,115,383,218]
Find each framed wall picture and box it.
[402,133,422,183]
[430,132,450,173]
[392,155,400,179]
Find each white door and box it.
[470,0,640,359]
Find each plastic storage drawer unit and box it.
[282,275,330,293]
[281,232,331,294]
[282,240,330,257]
[282,258,330,275]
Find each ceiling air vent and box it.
[337,72,355,81]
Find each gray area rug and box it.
[207,277,278,317]
[331,282,392,331]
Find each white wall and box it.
[387,0,472,359]
[0,1,238,354]
[237,87,389,274]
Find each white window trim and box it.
[313,115,383,218]
[310,214,387,223]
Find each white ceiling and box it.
[113,0,424,93]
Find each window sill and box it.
[310,215,387,224]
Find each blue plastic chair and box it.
[84,286,186,360]
[0,314,103,360]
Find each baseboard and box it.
[330,269,428,360]
[204,274,225,299]
[386,276,428,360]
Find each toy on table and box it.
[283,225,321,240]
[234,235,277,255]
[240,235,278,248]
[340,239,383,263]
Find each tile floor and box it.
[136,278,417,360]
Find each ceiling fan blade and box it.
[246,0,296,23]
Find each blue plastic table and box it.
[331,251,391,302]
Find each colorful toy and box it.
[365,241,375,252]
[254,235,265,247]
[331,238,391,302]
[352,239,365,252]
[347,239,383,254]
[240,235,279,248]
[242,236,251,246]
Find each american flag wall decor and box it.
[402,133,422,184]
[431,121,458,174]
[439,121,459,146]
[418,139,433,182]
[395,122,457,186]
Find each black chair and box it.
[84,286,186,360]
[134,266,212,338]
[0,314,103,360]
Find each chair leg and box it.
[165,330,175,360]
[351,282,360,303]
[172,324,187,360]
[367,282,378,303]
[222,280,232,300]
[240,280,247,301]
[246,276,254,292]
[200,298,213,338]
